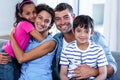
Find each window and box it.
[79,0,105,34]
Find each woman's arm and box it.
[10,29,56,64]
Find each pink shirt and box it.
[3,21,35,57]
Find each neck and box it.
[63,31,75,43]
[40,31,49,39]
[77,42,89,50]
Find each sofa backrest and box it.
[111,51,120,80]
[0,39,7,48]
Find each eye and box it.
[64,15,70,20]
[85,29,89,33]
[55,17,60,21]
[26,12,30,15]
[33,10,36,14]
[38,16,42,19]
[76,29,81,32]
[44,19,50,24]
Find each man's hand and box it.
[72,64,98,80]
[0,52,10,64]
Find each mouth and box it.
[59,25,67,30]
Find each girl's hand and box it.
[0,52,11,64]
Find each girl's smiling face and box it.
[19,4,36,22]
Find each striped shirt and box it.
[60,40,108,78]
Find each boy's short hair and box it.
[73,15,94,32]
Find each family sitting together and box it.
[0,0,117,80]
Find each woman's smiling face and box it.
[34,10,52,32]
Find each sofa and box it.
[0,39,120,79]
[111,51,120,80]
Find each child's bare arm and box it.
[95,66,107,80]
[30,29,45,42]
[60,66,69,80]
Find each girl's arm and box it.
[10,29,56,64]
[95,66,107,80]
[30,29,45,42]
[60,66,69,80]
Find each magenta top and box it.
[3,21,34,57]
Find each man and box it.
[52,3,117,80]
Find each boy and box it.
[60,15,108,80]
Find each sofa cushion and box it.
[111,51,120,80]
[0,39,7,48]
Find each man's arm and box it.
[91,31,117,75]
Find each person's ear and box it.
[18,13,22,17]
[48,24,53,30]
[91,31,94,36]
[72,13,76,20]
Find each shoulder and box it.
[40,35,56,45]
[90,41,103,50]
[90,31,106,44]
[53,33,63,40]
[18,21,33,27]
[91,31,105,39]
[67,40,76,46]
[64,40,76,49]
[46,35,56,41]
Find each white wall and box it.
[0,0,19,36]
[104,0,120,51]
[117,0,120,50]
[0,0,37,36]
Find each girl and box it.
[0,0,44,80]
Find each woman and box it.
[10,4,56,80]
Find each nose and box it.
[30,13,36,18]
[41,20,45,26]
[60,18,65,25]
[81,32,86,36]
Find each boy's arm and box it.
[95,66,107,80]
[60,65,69,80]
[30,29,45,42]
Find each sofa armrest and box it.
[111,51,120,80]
[0,39,8,48]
